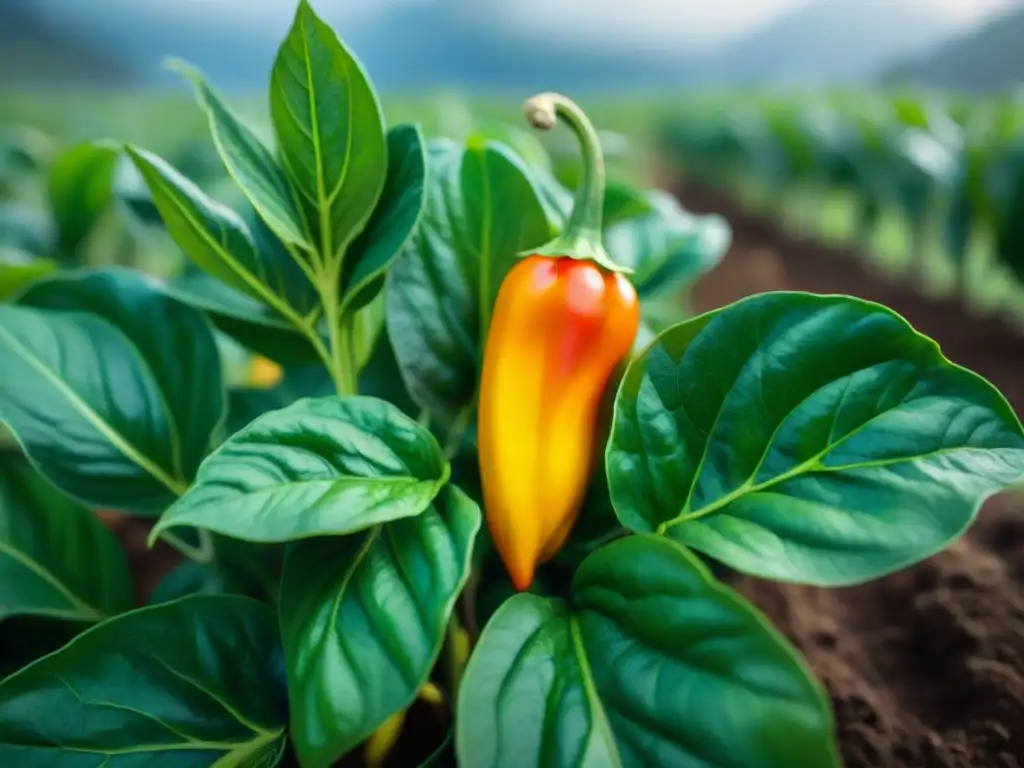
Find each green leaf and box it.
[47,140,119,257]
[171,59,312,249]
[270,0,387,262]
[0,456,132,623]
[150,395,450,544]
[280,484,480,768]
[0,595,289,766]
[603,181,656,227]
[387,139,550,420]
[605,191,731,298]
[166,272,320,366]
[127,147,319,328]
[19,268,226,492]
[0,248,56,302]
[359,319,419,418]
[339,124,427,317]
[457,535,837,768]
[0,306,184,511]
[607,292,1024,586]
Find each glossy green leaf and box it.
[0,457,132,623]
[607,292,1024,586]
[149,536,283,605]
[166,272,320,366]
[280,484,480,768]
[127,147,319,327]
[150,395,450,544]
[0,248,56,302]
[605,191,731,298]
[339,124,427,317]
[0,306,184,511]
[20,268,226,492]
[387,139,550,419]
[270,0,387,262]
[172,59,311,249]
[458,535,837,768]
[47,140,119,256]
[0,595,289,766]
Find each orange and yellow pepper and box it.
[477,93,640,591]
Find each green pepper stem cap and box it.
[522,92,631,274]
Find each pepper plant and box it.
[2,3,1024,767]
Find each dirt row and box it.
[678,183,1024,768]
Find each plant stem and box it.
[521,92,629,275]
[160,529,214,565]
[316,258,358,397]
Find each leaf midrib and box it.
[0,322,186,497]
[569,616,624,768]
[0,539,104,621]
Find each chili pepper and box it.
[477,93,639,591]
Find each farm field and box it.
[3,4,1024,768]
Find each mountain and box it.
[881,4,1024,92]
[0,0,987,93]
[694,0,957,86]
[0,2,134,89]
[0,0,696,94]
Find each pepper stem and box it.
[522,92,631,274]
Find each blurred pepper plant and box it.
[2,3,1024,768]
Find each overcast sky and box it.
[44,0,1021,53]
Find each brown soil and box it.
[679,183,1024,768]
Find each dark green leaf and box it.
[127,147,319,328]
[280,485,480,768]
[457,535,837,768]
[166,272,320,366]
[20,268,226,491]
[387,139,550,420]
[0,306,186,511]
[47,140,119,256]
[270,0,387,262]
[0,457,132,622]
[607,292,1024,586]
[605,191,731,298]
[0,249,56,302]
[172,59,312,249]
[150,395,450,543]
[149,561,244,604]
[358,329,419,419]
[339,124,427,316]
[0,595,289,766]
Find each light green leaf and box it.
[20,268,226,489]
[127,146,319,328]
[458,535,837,768]
[47,140,119,257]
[339,124,427,317]
[270,0,387,261]
[280,484,480,768]
[0,248,56,302]
[0,595,289,767]
[150,395,450,544]
[171,59,312,249]
[0,456,132,623]
[607,292,1024,585]
[387,138,550,420]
